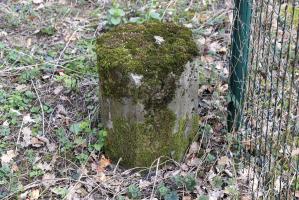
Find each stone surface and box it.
[96,22,199,167]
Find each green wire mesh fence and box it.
[229,0,299,199]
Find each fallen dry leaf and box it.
[23,114,35,124]
[1,150,16,165]
[189,142,200,154]
[21,127,32,147]
[11,163,19,172]
[42,173,56,188]
[53,86,64,95]
[95,171,107,182]
[33,0,43,4]
[241,195,252,200]
[97,155,111,172]
[217,156,230,166]
[31,137,45,147]
[2,120,9,127]
[30,189,40,200]
[291,148,299,157]
[15,84,28,91]
[182,196,192,200]
[37,162,52,171]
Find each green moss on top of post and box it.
[96,22,198,108]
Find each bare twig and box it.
[150,157,160,199]
[31,80,45,136]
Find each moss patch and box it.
[105,108,198,167]
[96,22,198,108]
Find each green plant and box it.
[129,0,161,24]
[164,191,179,200]
[198,195,209,200]
[173,174,196,191]
[19,68,40,83]
[93,130,107,152]
[107,3,125,26]
[69,120,92,134]
[0,90,7,104]
[0,165,11,182]
[158,183,171,197]
[52,187,68,198]
[8,92,26,110]
[39,26,56,36]
[55,75,78,91]
[29,166,44,178]
[76,153,89,165]
[144,0,161,21]
[184,175,196,191]
[127,184,141,199]
[211,176,223,189]
[56,128,73,152]
[43,104,54,114]
[0,126,10,136]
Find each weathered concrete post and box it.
[96,22,199,167]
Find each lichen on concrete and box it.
[96,22,198,167]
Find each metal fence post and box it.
[227,0,252,132]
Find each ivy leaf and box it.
[110,17,121,25]
[115,8,125,17]
[165,191,179,200]
[70,123,81,134]
[158,183,170,197]
[127,184,140,199]
[184,175,196,191]
[149,11,161,20]
[129,17,145,24]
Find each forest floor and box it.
[0,0,247,199]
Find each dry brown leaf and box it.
[291,148,299,157]
[33,0,43,4]
[1,150,16,165]
[187,157,201,167]
[2,120,9,127]
[37,162,52,171]
[95,171,107,182]
[217,156,230,166]
[189,142,200,154]
[15,84,28,91]
[11,163,19,172]
[201,55,214,63]
[182,196,192,200]
[209,41,221,53]
[97,155,111,172]
[53,86,64,95]
[181,163,189,171]
[30,189,40,200]
[23,114,35,124]
[47,142,57,152]
[21,127,32,147]
[26,38,32,48]
[42,173,56,188]
[31,137,45,147]
[241,195,252,200]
